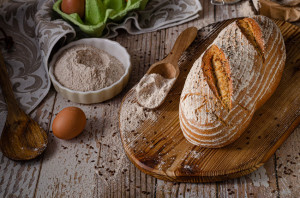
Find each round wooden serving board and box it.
[119,18,300,183]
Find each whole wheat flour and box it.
[136,73,176,108]
[54,44,125,92]
[120,92,158,135]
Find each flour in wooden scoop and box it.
[136,73,176,109]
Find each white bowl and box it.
[48,38,131,104]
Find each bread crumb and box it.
[120,90,159,143]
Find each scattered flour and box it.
[136,73,176,109]
[54,44,125,92]
[249,166,270,187]
[238,1,256,17]
[120,90,159,137]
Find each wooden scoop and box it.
[147,27,198,79]
[0,51,47,160]
[138,27,198,109]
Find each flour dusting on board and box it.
[120,89,159,146]
[136,73,176,108]
[249,166,270,187]
[237,1,255,17]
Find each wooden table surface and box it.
[0,0,299,197]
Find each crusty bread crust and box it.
[201,44,233,110]
[179,16,286,148]
[237,18,265,60]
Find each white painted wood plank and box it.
[156,181,217,198]
[276,126,300,198]
[0,90,55,198]
[215,0,255,22]
[218,157,278,197]
[201,0,215,22]
[121,31,143,198]
[35,93,102,197]
[94,29,158,197]
[3,0,299,197]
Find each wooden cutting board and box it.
[119,18,300,182]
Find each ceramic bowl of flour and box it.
[49,38,131,104]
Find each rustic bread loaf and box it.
[179,16,286,148]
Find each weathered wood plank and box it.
[139,27,158,198]
[2,0,299,197]
[35,93,102,197]
[215,0,255,22]
[201,0,215,22]
[215,3,236,21]
[95,99,129,197]
[185,0,215,32]
[123,30,144,198]
[156,181,217,198]
[276,127,300,197]
[218,158,278,197]
[0,90,55,197]
[94,28,159,197]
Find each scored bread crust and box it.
[179,16,286,148]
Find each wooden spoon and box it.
[0,51,47,160]
[138,26,198,109]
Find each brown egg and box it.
[61,0,85,18]
[52,107,86,140]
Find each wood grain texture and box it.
[119,19,300,183]
[34,93,102,197]
[273,21,300,196]
[218,159,278,197]
[276,127,300,197]
[1,0,299,197]
[156,181,217,198]
[0,90,55,197]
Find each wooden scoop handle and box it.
[165,27,198,65]
[0,51,21,113]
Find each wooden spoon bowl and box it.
[147,62,179,79]
[146,27,198,79]
[0,51,47,160]
[0,113,47,160]
[137,27,198,109]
